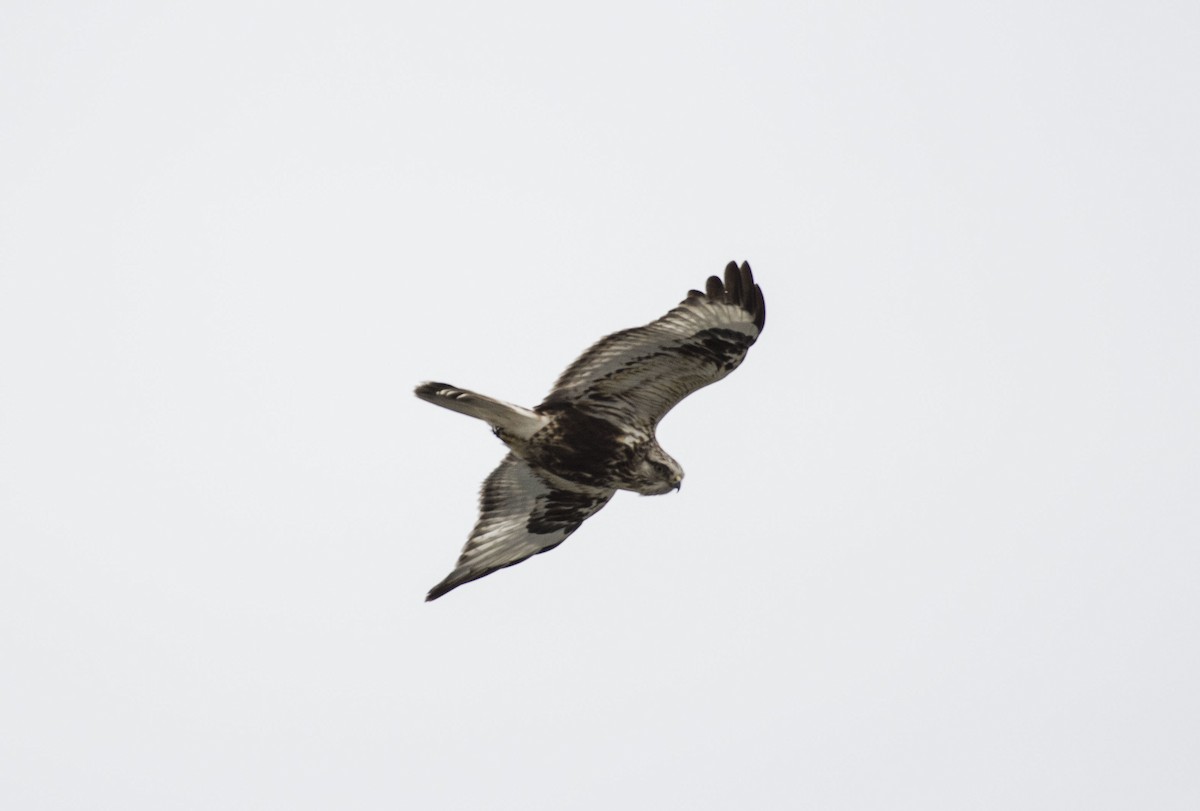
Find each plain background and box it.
[2,2,1198,808]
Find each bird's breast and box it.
[526,406,636,487]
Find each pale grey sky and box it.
[2,2,1198,809]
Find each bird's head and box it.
[629,445,684,495]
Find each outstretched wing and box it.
[426,453,614,601]
[540,261,766,429]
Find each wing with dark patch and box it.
[540,261,766,428]
[426,453,614,601]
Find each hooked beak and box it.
[671,480,682,493]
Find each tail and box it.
[414,382,545,440]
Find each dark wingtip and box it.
[426,564,496,601]
[425,576,458,601]
[706,261,765,333]
[705,274,725,298]
[737,262,765,332]
[724,262,743,302]
[738,263,754,302]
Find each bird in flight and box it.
[416,261,766,600]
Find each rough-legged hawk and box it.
[416,261,765,600]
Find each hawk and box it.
[416,261,766,600]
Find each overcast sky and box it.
[2,2,1198,809]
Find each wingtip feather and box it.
[738,262,754,304]
[426,570,470,601]
[724,262,743,302]
[704,261,765,334]
[705,275,724,298]
[425,582,452,601]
